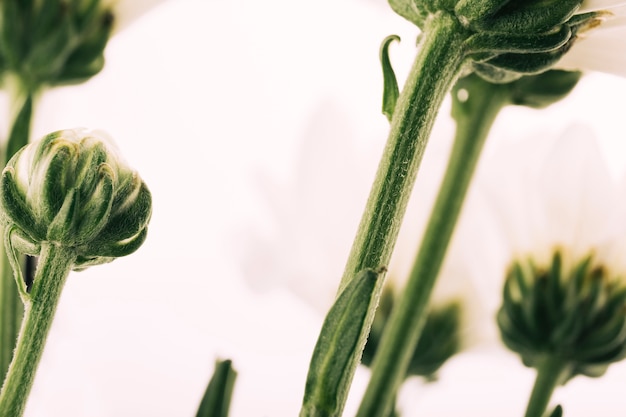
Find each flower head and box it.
[0,0,166,89]
[477,125,626,381]
[0,128,152,270]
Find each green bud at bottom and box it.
[362,285,463,381]
[498,251,626,382]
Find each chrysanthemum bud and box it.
[362,285,463,381]
[0,128,152,270]
[498,251,626,382]
[388,0,605,82]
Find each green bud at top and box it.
[498,251,626,383]
[0,0,115,90]
[387,0,602,82]
[0,128,152,270]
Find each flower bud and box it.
[498,251,626,382]
[362,285,463,381]
[389,0,605,82]
[0,128,152,270]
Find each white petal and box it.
[109,0,169,33]
[537,125,617,260]
[580,0,626,13]
[558,27,626,77]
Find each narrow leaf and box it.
[196,359,237,417]
[300,268,383,417]
[548,405,563,417]
[380,35,400,122]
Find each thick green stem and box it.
[524,356,567,417]
[356,76,509,417]
[299,12,469,417]
[338,13,467,293]
[0,87,35,382]
[0,243,75,417]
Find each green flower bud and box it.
[498,251,626,382]
[387,0,604,82]
[362,285,463,381]
[0,128,152,270]
[0,1,115,90]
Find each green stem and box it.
[0,87,36,382]
[0,243,75,417]
[338,13,467,293]
[356,75,509,417]
[0,238,21,384]
[524,356,567,417]
[300,12,469,416]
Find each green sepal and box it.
[475,38,574,81]
[470,0,582,33]
[300,268,384,417]
[196,359,237,417]
[506,70,581,109]
[380,35,401,123]
[0,167,44,242]
[465,25,571,55]
[388,0,426,27]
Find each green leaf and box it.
[196,359,237,417]
[380,35,400,123]
[300,268,383,417]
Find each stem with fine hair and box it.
[300,12,471,417]
[357,75,509,417]
[0,86,36,382]
[337,13,467,293]
[0,242,76,417]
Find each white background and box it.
[8,0,626,416]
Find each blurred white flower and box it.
[476,124,626,314]
[241,100,492,347]
[558,1,626,77]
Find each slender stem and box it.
[524,356,567,417]
[0,238,21,383]
[338,12,467,292]
[0,86,36,382]
[356,76,509,417]
[0,243,75,417]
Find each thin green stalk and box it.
[301,12,469,417]
[356,77,509,417]
[0,87,35,382]
[0,238,21,384]
[0,243,75,417]
[338,13,467,293]
[524,356,567,417]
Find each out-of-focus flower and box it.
[241,102,491,361]
[476,124,626,383]
[480,124,626,277]
[0,0,167,90]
